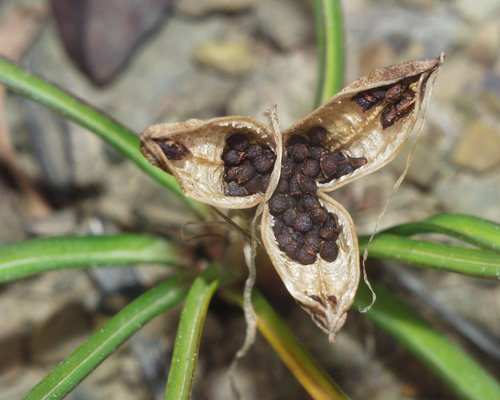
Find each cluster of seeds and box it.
[352,79,417,129]
[270,127,367,265]
[222,133,276,196]
[156,139,190,160]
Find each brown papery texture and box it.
[139,55,443,342]
[261,193,359,341]
[141,117,275,208]
[282,56,443,193]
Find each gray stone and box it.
[256,0,313,50]
[433,172,499,221]
[228,50,316,128]
[349,5,463,59]
[452,118,500,172]
[454,0,500,22]
[389,127,451,189]
[194,40,257,75]
[27,209,77,236]
[177,0,254,16]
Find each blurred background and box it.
[0,0,498,399]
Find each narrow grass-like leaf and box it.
[224,289,348,400]
[313,0,344,107]
[22,277,188,400]
[0,234,182,282]
[355,283,500,400]
[164,264,222,400]
[359,234,500,279]
[0,56,208,219]
[385,213,500,252]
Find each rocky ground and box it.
[0,0,498,399]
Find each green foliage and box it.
[0,234,182,282]
[22,277,188,400]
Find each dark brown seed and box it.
[320,152,345,178]
[395,96,415,117]
[352,86,387,110]
[244,175,262,193]
[335,163,355,178]
[327,295,338,305]
[319,241,339,262]
[289,143,309,162]
[287,228,304,244]
[254,154,274,173]
[293,213,313,232]
[269,194,289,215]
[352,95,373,111]
[309,295,324,305]
[222,149,244,166]
[273,217,285,233]
[384,83,405,101]
[288,175,302,197]
[319,216,340,239]
[371,87,387,100]
[234,162,256,184]
[319,225,335,240]
[226,134,250,151]
[307,126,326,145]
[157,140,190,160]
[348,156,367,169]
[301,194,320,210]
[297,174,316,193]
[284,241,302,260]
[245,144,263,159]
[287,135,308,146]
[283,208,298,226]
[226,181,248,197]
[292,160,304,175]
[301,159,320,177]
[295,247,317,265]
[381,104,397,129]
[263,146,276,160]
[224,166,239,181]
[277,179,289,193]
[281,157,294,179]
[305,232,321,252]
[286,195,298,210]
[308,146,326,160]
[260,173,271,190]
[310,207,328,225]
[275,232,291,249]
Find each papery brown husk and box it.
[140,116,276,209]
[282,56,443,193]
[139,55,444,343]
[261,192,359,341]
[260,55,443,341]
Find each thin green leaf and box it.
[313,0,344,107]
[355,283,500,400]
[359,234,500,280]
[0,56,208,219]
[385,213,500,253]
[224,290,348,400]
[22,277,188,400]
[164,264,222,400]
[0,234,182,282]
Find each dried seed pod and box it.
[282,56,443,193]
[140,117,277,209]
[140,55,443,342]
[262,192,359,339]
